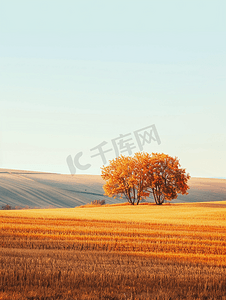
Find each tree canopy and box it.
[101,152,190,205]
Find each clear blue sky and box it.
[0,0,225,178]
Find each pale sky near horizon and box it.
[0,0,225,178]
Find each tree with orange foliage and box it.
[101,152,190,205]
[147,153,190,205]
[101,155,139,205]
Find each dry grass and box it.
[1,202,226,299]
[1,201,226,226]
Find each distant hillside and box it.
[0,169,226,208]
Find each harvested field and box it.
[1,202,226,299]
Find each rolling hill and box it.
[0,168,225,208]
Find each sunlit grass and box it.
[1,201,226,299]
[1,201,226,226]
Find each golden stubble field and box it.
[1,201,226,300]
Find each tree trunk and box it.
[153,190,164,205]
[156,201,163,205]
[136,194,141,205]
